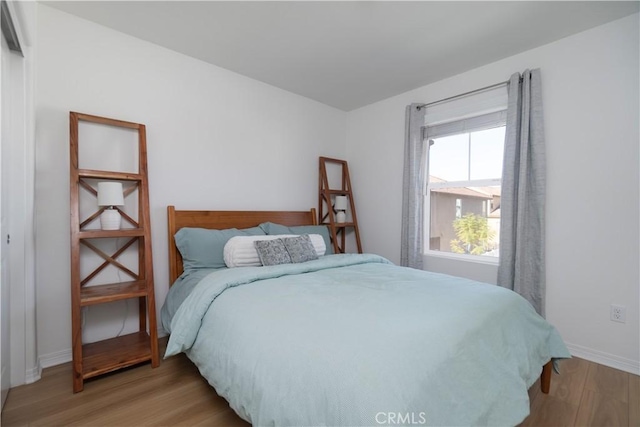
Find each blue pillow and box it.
[259,222,334,255]
[174,226,265,270]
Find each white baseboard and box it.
[566,342,640,375]
[38,348,72,369]
[25,361,42,384]
[1,366,8,410]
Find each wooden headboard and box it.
[167,206,317,284]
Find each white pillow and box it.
[224,234,326,268]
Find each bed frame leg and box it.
[540,361,552,394]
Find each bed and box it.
[162,206,570,426]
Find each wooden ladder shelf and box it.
[318,157,362,254]
[69,112,159,392]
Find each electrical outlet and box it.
[610,304,626,323]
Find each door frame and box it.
[0,0,37,404]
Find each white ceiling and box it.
[45,1,639,111]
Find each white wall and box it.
[35,5,346,365]
[346,14,639,373]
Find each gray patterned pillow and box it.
[254,239,292,266]
[283,234,318,264]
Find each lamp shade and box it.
[97,182,124,206]
[334,196,348,211]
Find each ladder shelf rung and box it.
[82,332,152,379]
[326,222,355,228]
[324,189,352,195]
[78,169,143,181]
[80,280,148,306]
[78,228,145,239]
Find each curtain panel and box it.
[498,69,547,316]
[401,104,427,268]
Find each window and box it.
[425,113,505,260]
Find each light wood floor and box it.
[2,340,638,426]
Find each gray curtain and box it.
[498,69,547,316]
[401,104,427,268]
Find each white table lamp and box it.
[334,195,348,223]
[97,182,124,230]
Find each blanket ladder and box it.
[318,157,362,254]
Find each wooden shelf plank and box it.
[78,228,145,239]
[78,169,143,181]
[82,332,152,379]
[80,281,147,306]
[326,189,352,195]
[73,112,142,129]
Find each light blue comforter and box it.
[164,254,569,426]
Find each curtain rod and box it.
[416,79,509,110]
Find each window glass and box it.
[469,127,505,180]
[428,134,469,182]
